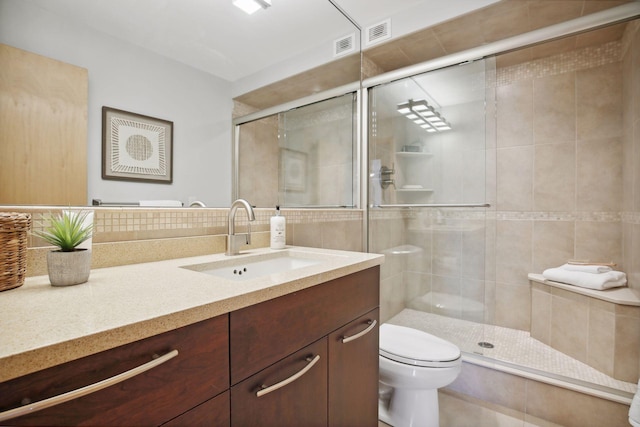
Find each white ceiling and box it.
[24,0,498,83]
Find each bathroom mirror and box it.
[235,92,358,208]
[0,0,361,207]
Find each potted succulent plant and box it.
[34,210,94,286]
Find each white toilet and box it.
[379,323,462,427]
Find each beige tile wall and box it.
[531,280,640,382]
[621,19,640,315]
[621,18,640,379]
[237,115,280,207]
[493,39,626,331]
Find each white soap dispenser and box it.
[270,205,286,249]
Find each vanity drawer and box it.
[0,314,229,426]
[231,337,328,427]
[230,266,379,384]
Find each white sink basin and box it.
[180,251,325,281]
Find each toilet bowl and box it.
[379,323,462,427]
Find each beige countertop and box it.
[0,246,384,382]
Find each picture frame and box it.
[279,148,307,192]
[102,107,173,183]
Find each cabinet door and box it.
[329,309,380,427]
[0,315,229,426]
[162,391,230,427]
[231,338,327,427]
[230,267,379,384]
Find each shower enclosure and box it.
[366,42,637,402]
[367,58,494,345]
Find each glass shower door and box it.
[368,59,495,357]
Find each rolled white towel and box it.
[561,263,612,274]
[542,267,627,290]
[139,200,183,207]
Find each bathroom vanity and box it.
[0,247,382,426]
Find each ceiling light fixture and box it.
[233,0,271,15]
[396,99,451,133]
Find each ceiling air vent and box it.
[333,33,355,57]
[366,19,391,46]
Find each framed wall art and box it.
[279,148,306,192]
[102,107,173,183]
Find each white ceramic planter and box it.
[46,249,91,286]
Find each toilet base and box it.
[378,387,439,427]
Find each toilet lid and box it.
[380,323,461,367]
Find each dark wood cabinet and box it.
[329,308,380,427]
[230,266,379,384]
[0,315,229,426]
[0,266,380,427]
[230,267,380,427]
[162,391,230,427]
[231,338,328,427]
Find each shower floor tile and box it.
[387,309,637,394]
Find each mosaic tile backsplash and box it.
[0,206,364,277]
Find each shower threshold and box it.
[387,309,637,402]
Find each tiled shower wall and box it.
[375,27,640,338]
[622,19,640,379]
[622,20,640,295]
[493,37,631,332]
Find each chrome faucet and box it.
[226,199,256,256]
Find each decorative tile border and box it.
[369,208,629,223]
[2,205,633,248]
[495,211,622,222]
[497,40,622,86]
[622,211,640,225]
[0,207,364,248]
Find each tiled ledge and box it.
[529,274,640,383]
[529,273,640,306]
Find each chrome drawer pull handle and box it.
[256,354,320,398]
[0,349,179,422]
[342,319,377,344]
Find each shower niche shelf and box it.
[395,151,433,158]
[393,150,434,201]
[396,188,433,192]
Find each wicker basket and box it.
[0,212,32,292]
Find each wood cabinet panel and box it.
[230,267,379,384]
[0,44,87,205]
[0,315,229,426]
[329,308,380,427]
[231,338,328,427]
[162,391,230,427]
